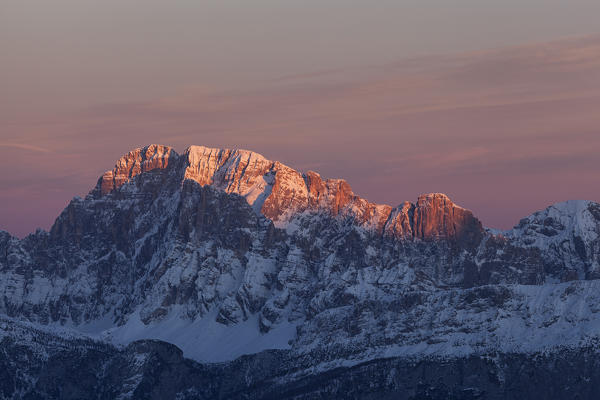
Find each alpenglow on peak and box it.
[92,144,482,242]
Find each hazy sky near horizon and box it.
[2,1,600,237]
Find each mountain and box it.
[1,144,600,399]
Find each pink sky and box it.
[1,2,600,237]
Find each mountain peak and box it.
[413,192,482,241]
[95,144,178,195]
[92,144,482,241]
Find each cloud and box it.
[0,142,52,153]
[70,34,600,137]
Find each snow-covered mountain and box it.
[1,144,600,398]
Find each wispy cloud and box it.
[0,142,52,153]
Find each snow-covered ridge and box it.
[509,200,598,245]
[505,200,600,280]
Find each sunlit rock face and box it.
[413,193,484,243]
[2,143,600,398]
[96,144,178,195]
[93,144,484,241]
[182,145,382,227]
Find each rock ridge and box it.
[92,144,483,242]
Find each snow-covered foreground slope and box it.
[78,280,600,364]
[1,144,600,389]
[5,314,600,400]
[83,308,298,362]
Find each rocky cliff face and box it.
[1,144,600,398]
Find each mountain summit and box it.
[1,144,600,398]
[94,144,483,242]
